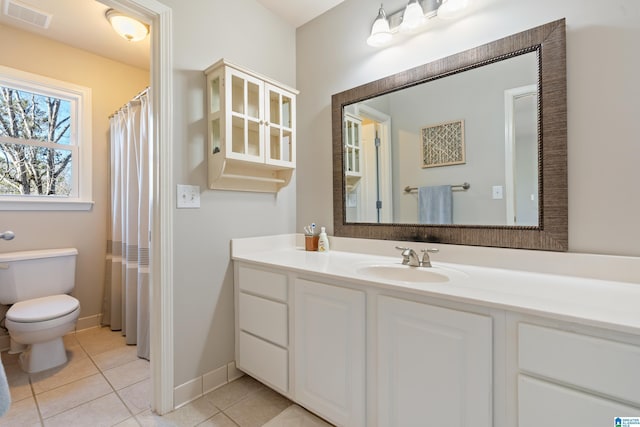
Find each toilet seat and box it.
[7,294,79,323]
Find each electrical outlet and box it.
[177,184,200,208]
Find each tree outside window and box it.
[0,87,73,196]
[0,66,92,210]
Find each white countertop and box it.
[232,234,640,335]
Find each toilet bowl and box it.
[5,294,80,373]
[0,248,79,373]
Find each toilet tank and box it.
[0,248,78,304]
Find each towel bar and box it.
[404,182,470,193]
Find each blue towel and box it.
[418,185,453,224]
[0,358,10,416]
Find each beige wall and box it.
[296,0,640,257]
[0,25,149,323]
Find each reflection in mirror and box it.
[332,19,568,251]
[343,51,539,226]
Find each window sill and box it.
[0,199,95,211]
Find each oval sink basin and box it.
[356,264,450,283]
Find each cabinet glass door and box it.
[228,70,264,161]
[266,84,295,165]
[344,114,361,175]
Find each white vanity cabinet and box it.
[235,264,289,394]
[377,296,493,427]
[294,278,366,427]
[517,322,640,426]
[205,59,297,192]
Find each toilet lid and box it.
[7,294,79,323]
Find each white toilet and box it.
[0,248,80,373]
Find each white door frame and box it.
[354,104,393,223]
[99,0,174,414]
[504,84,536,226]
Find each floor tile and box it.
[92,343,139,371]
[199,376,263,411]
[118,378,151,414]
[63,333,88,360]
[75,326,127,356]
[0,395,41,427]
[114,417,142,427]
[196,412,238,427]
[37,373,112,419]
[262,405,334,427]
[30,355,100,395]
[42,392,130,427]
[103,358,150,390]
[3,360,32,402]
[159,396,220,427]
[136,409,180,427]
[224,387,292,427]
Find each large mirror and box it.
[332,19,567,251]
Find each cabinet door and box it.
[294,279,366,427]
[225,68,264,162]
[377,296,492,427]
[265,83,295,167]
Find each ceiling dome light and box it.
[105,9,149,42]
[367,5,392,47]
[400,0,425,32]
[437,0,469,20]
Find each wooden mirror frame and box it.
[331,19,567,251]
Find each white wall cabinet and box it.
[294,278,366,427]
[205,59,297,192]
[377,296,493,427]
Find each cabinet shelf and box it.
[205,59,298,193]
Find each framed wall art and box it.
[421,120,465,168]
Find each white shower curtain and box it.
[104,90,151,360]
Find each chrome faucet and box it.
[395,246,439,267]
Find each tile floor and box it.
[1,327,332,427]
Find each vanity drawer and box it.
[518,323,640,405]
[518,375,639,427]
[238,331,288,393]
[238,292,288,347]
[238,265,287,302]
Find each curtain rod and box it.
[109,86,150,119]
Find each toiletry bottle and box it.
[318,227,330,252]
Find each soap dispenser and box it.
[318,227,330,252]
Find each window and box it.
[0,66,92,210]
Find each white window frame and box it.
[0,65,93,211]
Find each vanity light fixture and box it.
[399,0,426,32]
[367,0,469,47]
[437,0,469,19]
[105,9,149,42]
[366,4,393,47]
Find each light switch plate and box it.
[492,185,503,200]
[177,184,200,208]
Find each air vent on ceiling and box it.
[3,0,52,29]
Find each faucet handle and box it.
[395,246,412,264]
[420,248,439,267]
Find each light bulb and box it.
[367,5,392,47]
[400,0,425,31]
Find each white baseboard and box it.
[173,361,245,409]
[75,313,102,332]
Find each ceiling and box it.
[0,0,344,71]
